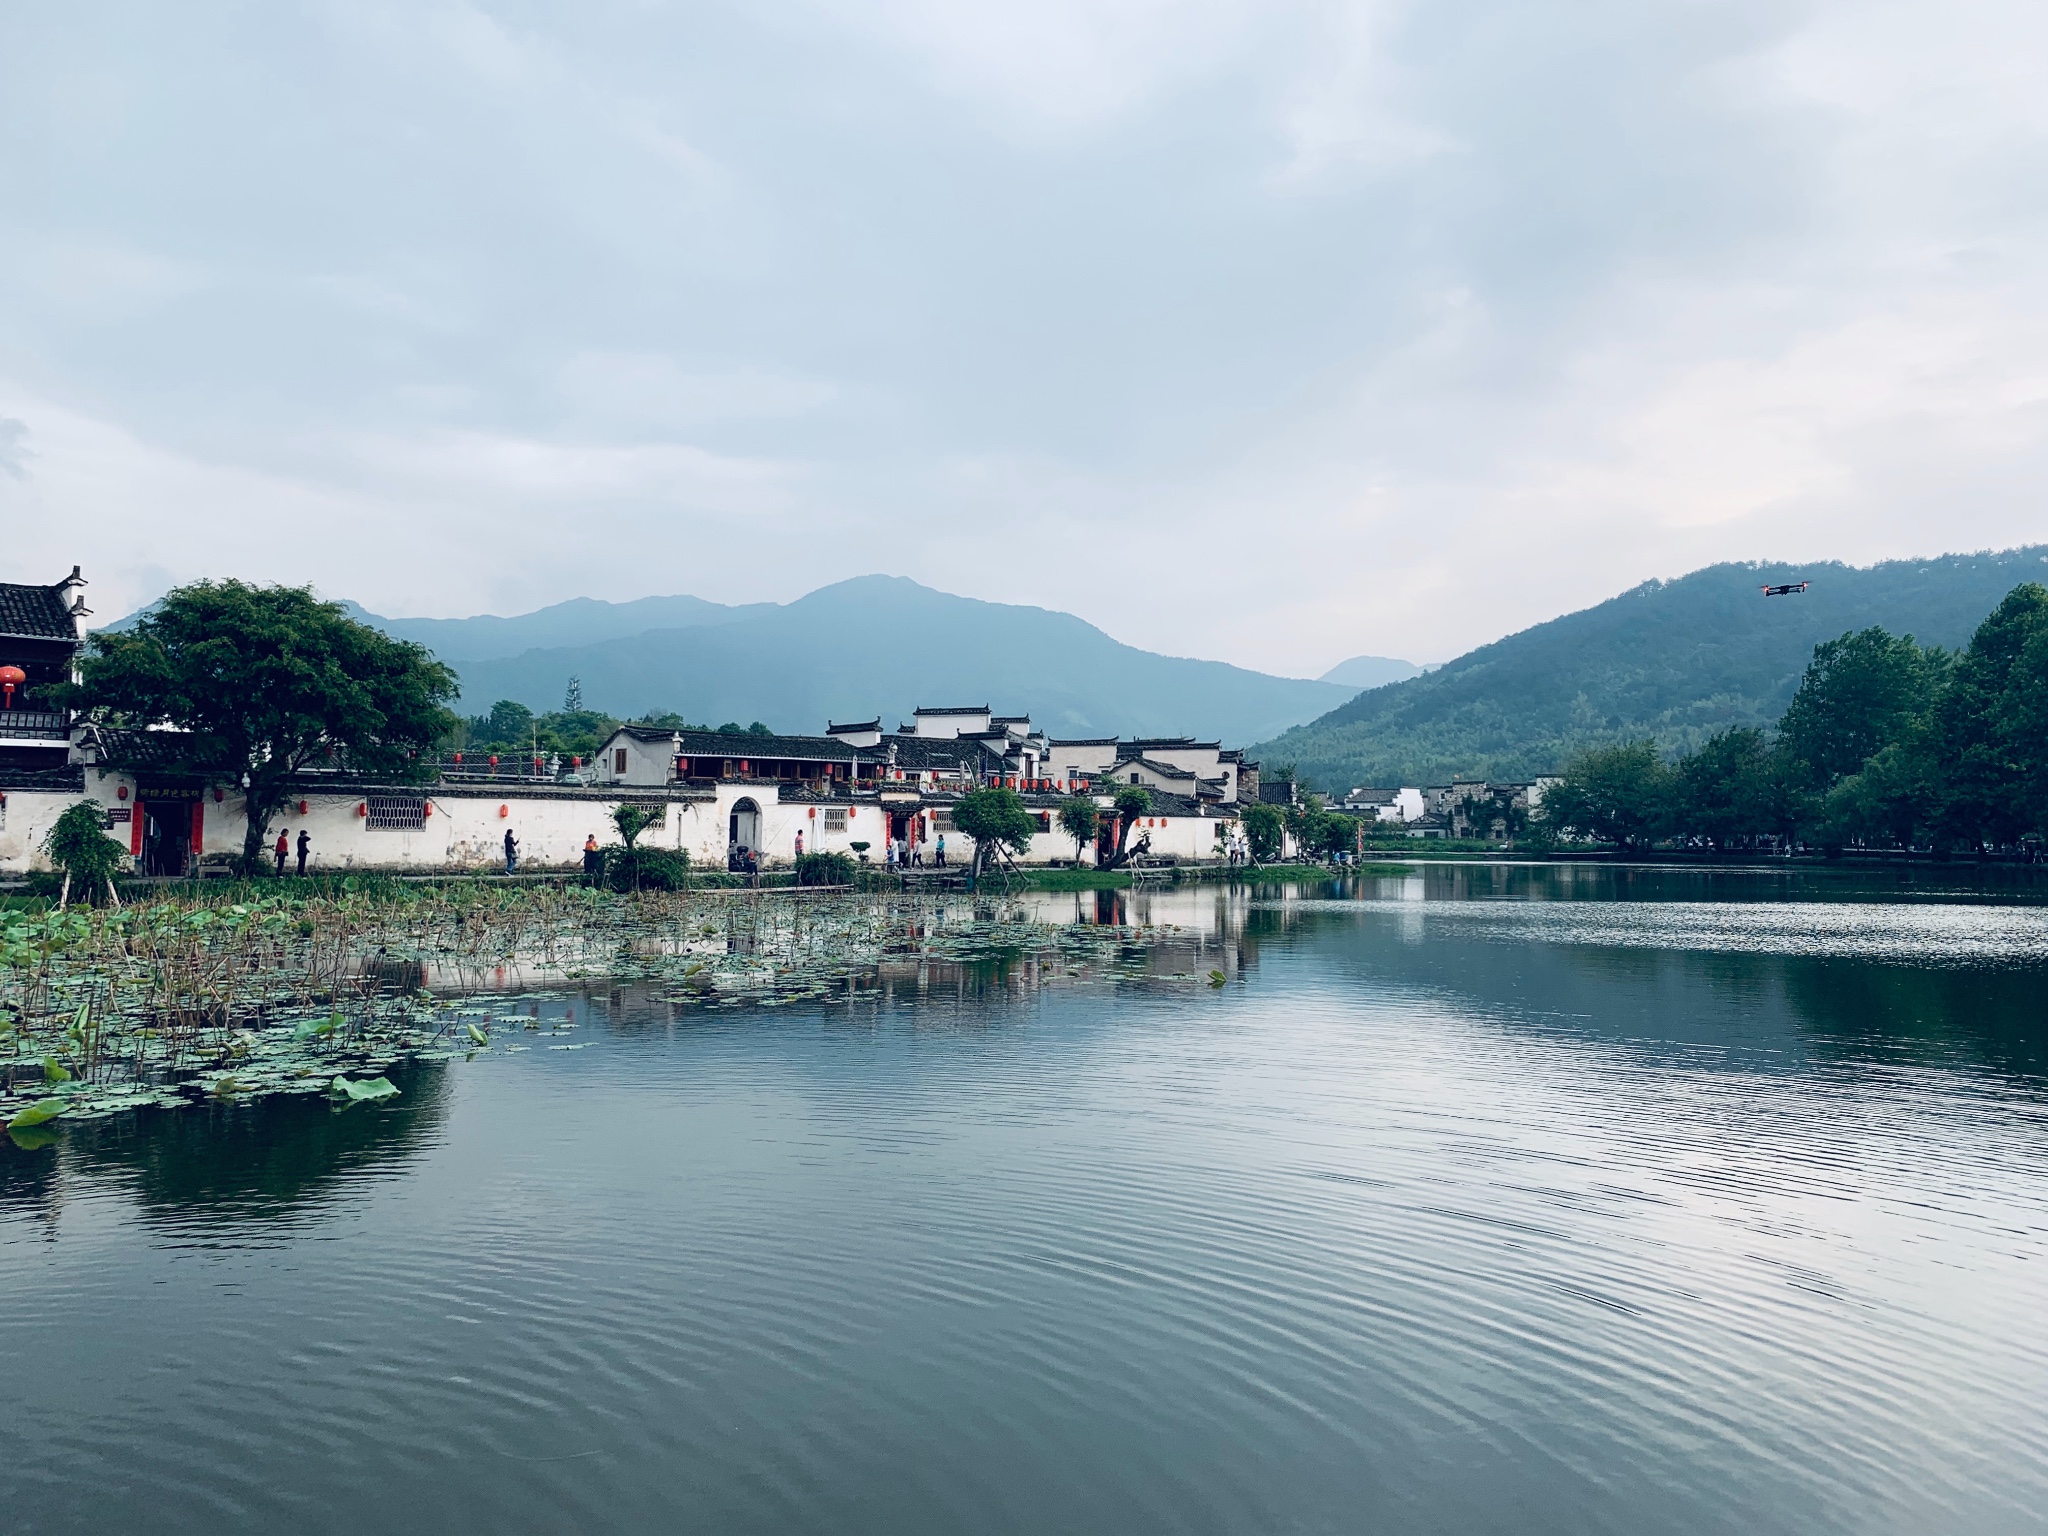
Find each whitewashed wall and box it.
[0,786,90,873]
[2,773,1245,874]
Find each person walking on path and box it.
[934,834,946,868]
[504,827,519,874]
[794,829,804,858]
[885,840,897,871]
[274,830,289,877]
[296,829,311,877]
[583,834,602,881]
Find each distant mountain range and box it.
[1256,547,2048,791]
[1317,654,1430,689]
[345,576,1355,744]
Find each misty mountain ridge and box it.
[1318,655,1430,688]
[1256,546,2048,791]
[347,575,1356,745]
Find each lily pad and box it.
[7,1097,68,1129]
[328,1075,401,1102]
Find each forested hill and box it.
[1255,547,2048,790]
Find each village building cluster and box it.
[0,566,1546,876]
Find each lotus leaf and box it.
[9,1097,68,1128]
[329,1075,401,1102]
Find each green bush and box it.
[794,851,855,887]
[603,845,691,891]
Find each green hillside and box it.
[1257,548,2048,790]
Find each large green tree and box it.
[1541,741,1673,848]
[1241,804,1285,862]
[953,786,1036,878]
[1929,584,2048,848]
[1098,784,1154,870]
[1056,797,1100,863]
[70,581,458,873]
[1673,727,1789,848]
[1778,627,1945,791]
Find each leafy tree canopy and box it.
[953,786,1036,876]
[42,801,127,907]
[1778,628,1945,790]
[1241,804,1285,862]
[1541,742,1672,848]
[1057,797,1099,859]
[70,580,458,873]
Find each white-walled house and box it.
[0,631,1267,875]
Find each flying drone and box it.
[1761,581,1809,597]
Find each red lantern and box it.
[489,754,499,768]
[117,785,129,801]
[498,804,509,818]
[808,806,816,818]
[571,756,581,768]
[454,751,464,764]
[298,799,309,814]
[0,664,23,709]
[356,803,367,817]
[423,802,433,817]
[214,786,225,802]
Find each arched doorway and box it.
[728,797,760,869]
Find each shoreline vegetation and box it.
[0,880,1250,1142]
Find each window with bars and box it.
[823,808,847,832]
[366,796,427,830]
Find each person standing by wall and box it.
[504,827,519,874]
[794,828,804,858]
[274,829,289,877]
[296,829,311,877]
[583,833,601,881]
[934,834,946,868]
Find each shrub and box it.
[604,845,691,891]
[794,851,855,887]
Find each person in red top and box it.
[274,830,289,877]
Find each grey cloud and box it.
[1,0,2043,671]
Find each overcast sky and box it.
[4,0,2044,676]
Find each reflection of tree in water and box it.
[1782,962,2048,1080]
[1,1061,453,1225]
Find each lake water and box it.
[5,864,2048,1533]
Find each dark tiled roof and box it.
[827,719,880,733]
[609,725,683,744]
[913,705,990,716]
[674,728,869,763]
[1047,737,1118,747]
[1258,780,1298,805]
[0,763,85,792]
[881,734,998,770]
[0,582,78,642]
[1125,737,1215,751]
[1111,754,1197,781]
[87,725,207,770]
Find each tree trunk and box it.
[242,794,272,877]
[58,871,71,911]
